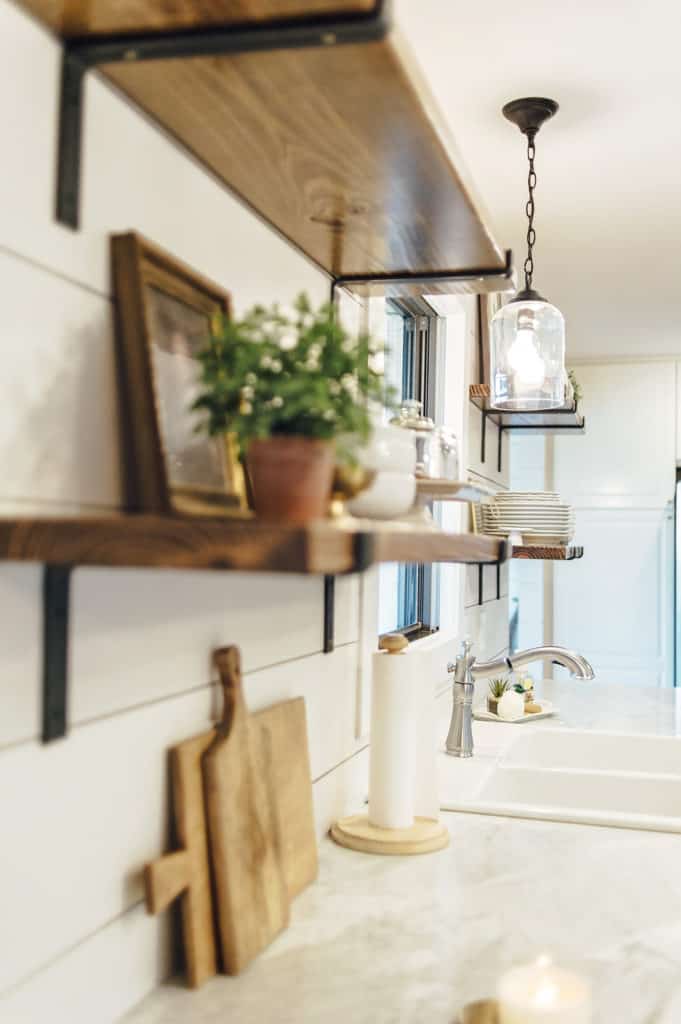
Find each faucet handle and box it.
[451,639,476,684]
[447,639,476,676]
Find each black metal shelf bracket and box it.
[55,3,391,229]
[323,574,335,654]
[43,565,73,743]
[333,250,514,295]
[476,556,505,607]
[476,408,586,473]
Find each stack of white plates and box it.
[480,491,575,545]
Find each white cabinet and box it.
[553,507,674,687]
[554,361,676,508]
[552,360,676,687]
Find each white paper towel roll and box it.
[368,646,439,829]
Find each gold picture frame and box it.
[111,232,244,516]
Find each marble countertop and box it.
[522,678,681,737]
[124,682,681,1024]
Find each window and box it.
[378,299,440,638]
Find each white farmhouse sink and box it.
[440,728,681,833]
[500,728,681,776]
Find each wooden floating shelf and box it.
[511,545,584,561]
[24,0,512,294]
[415,479,495,502]
[0,515,506,574]
[26,0,380,35]
[469,391,585,432]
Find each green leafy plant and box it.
[192,293,392,453]
[567,367,582,406]
[488,677,509,699]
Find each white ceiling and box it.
[395,0,681,359]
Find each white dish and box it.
[358,421,416,474]
[485,512,569,520]
[483,513,574,521]
[493,499,562,506]
[494,492,561,498]
[473,700,556,723]
[482,516,575,525]
[484,528,575,535]
[493,513,569,519]
[485,503,573,509]
[491,509,569,515]
[348,471,416,520]
[494,490,559,497]
[489,509,571,516]
[481,521,575,531]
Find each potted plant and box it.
[566,367,582,409]
[487,677,509,715]
[193,293,388,523]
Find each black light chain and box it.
[524,132,537,291]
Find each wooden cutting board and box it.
[203,645,289,974]
[144,730,217,988]
[253,697,318,899]
[144,658,317,983]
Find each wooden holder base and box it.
[330,815,449,856]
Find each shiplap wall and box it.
[0,4,507,1020]
[0,2,368,1020]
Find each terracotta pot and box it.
[246,436,335,523]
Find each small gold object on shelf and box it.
[330,463,376,518]
[458,999,500,1023]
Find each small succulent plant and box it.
[488,677,509,699]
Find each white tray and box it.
[473,700,557,724]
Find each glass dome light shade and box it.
[490,294,566,411]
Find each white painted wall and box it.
[508,433,547,670]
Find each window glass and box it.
[377,303,436,636]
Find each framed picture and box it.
[111,232,244,516]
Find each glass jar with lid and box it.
[433,426,459,480]
[390,399,438,476]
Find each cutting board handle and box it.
[213,645,244,735]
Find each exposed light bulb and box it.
[508,326,545,389]
[490,297,566,410]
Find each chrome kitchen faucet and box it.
[445,641,595,758]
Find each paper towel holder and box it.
[330,633,450,856]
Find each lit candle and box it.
[498,956,592,1024]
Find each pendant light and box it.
[490,98,566,411]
